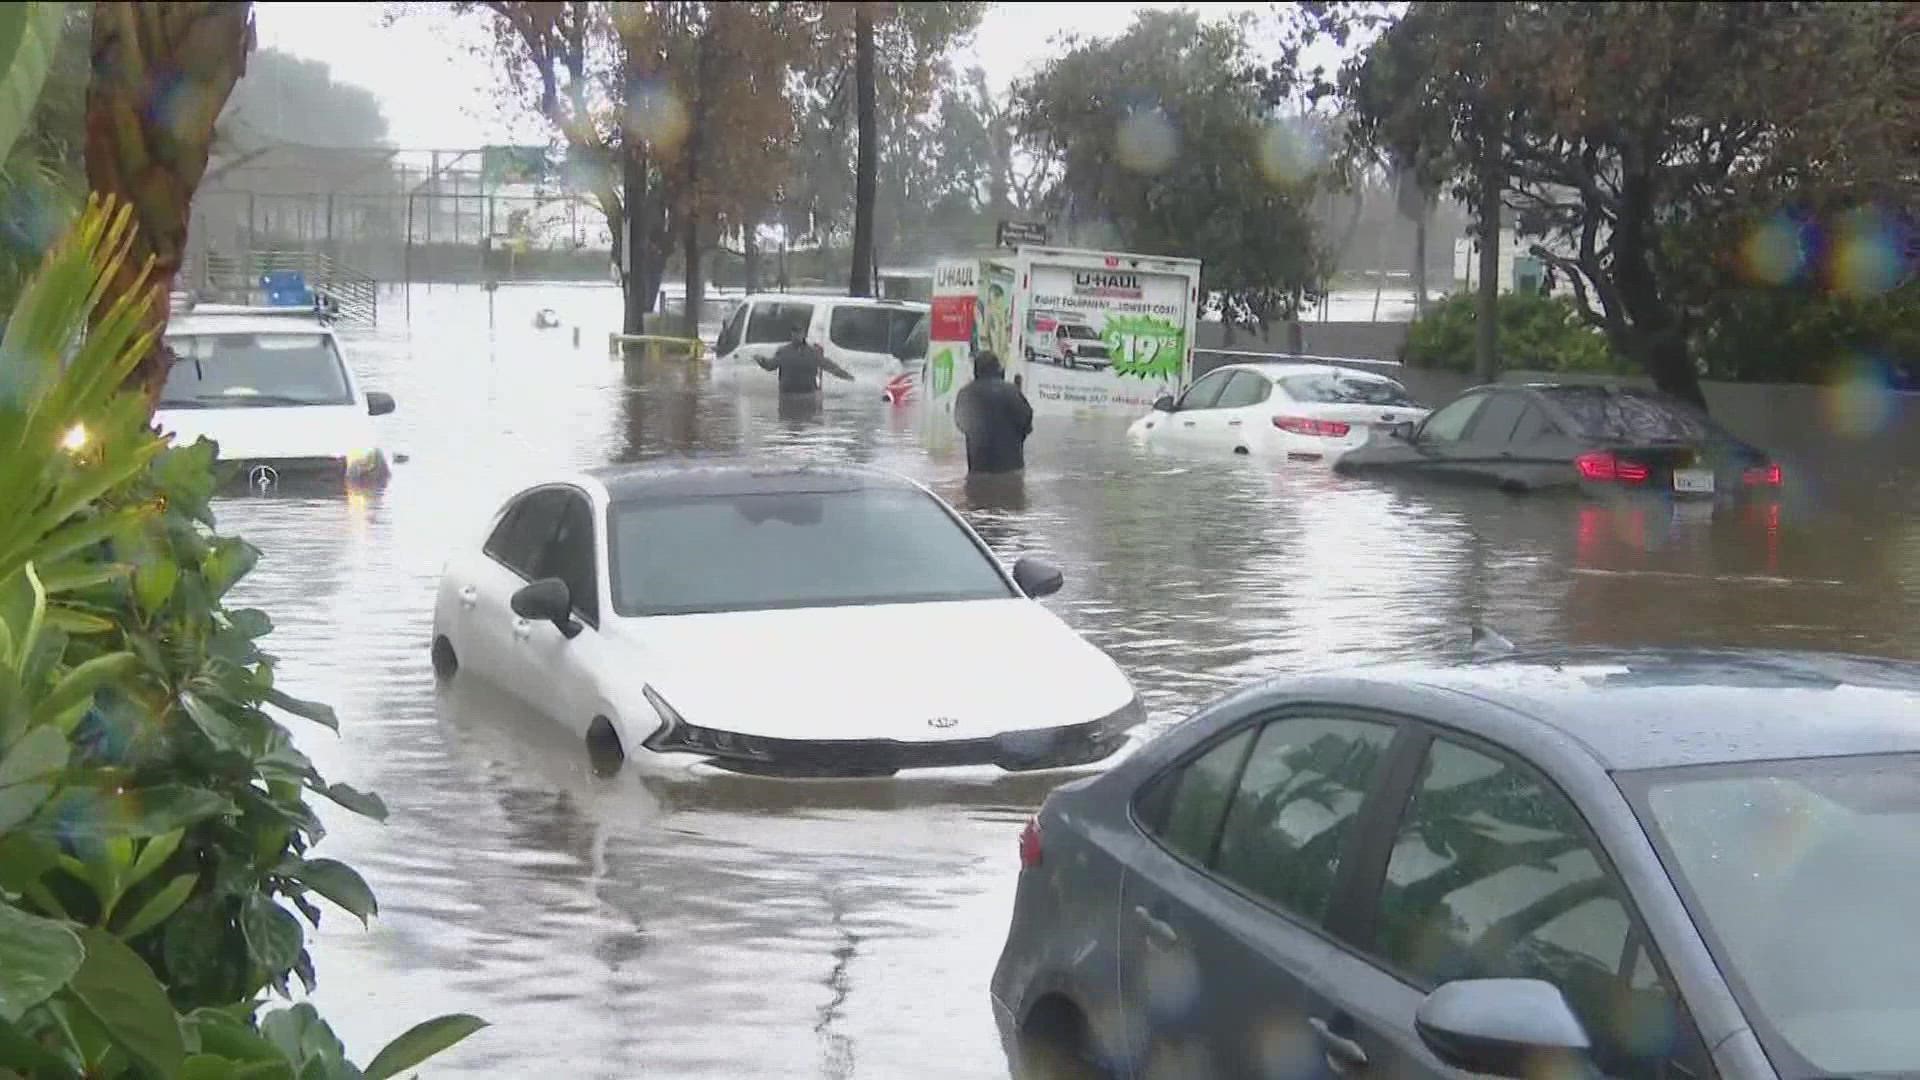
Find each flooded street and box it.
[227,284,1920,1078]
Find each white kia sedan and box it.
[156,305,394,488]
[1129,362,1429,463]
[431,462,1145,778]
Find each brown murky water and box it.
[228,284,1920,1078]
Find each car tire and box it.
[1016,997,1110,1080]
[430,636,458,680]
[586,715,625,777]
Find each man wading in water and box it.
[759,326,854,394]
[954,350,1033,475]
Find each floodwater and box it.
[231,283,1920,1078]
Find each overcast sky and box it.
[252,2,1284,149]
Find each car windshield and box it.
[1280,373,1418,407]
[1539,387,1720,443]
[1628,753,1920,1078]
[608,487,1015,616]
[1062,325,1101,340]
[160,333,353,408]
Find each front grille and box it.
[659,713,1134,779]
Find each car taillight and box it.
[1575,451,1649,484]
[1273,416,1351,437]
[1743,463,1784,487]
[1018,816,1042,869]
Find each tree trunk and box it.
[85,1,255,404]
[682,216,703,340]
[621,147,648,334]
[1612,176,1706,408]
[1473,129,1502,382]
[848,6,876,297]
[1411,204,1429,317]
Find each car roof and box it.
[167,310,335,337]
[731,293,928,312]
[586,460,925,502]
[1216,362,1404,382]
[1351,647,1920,771]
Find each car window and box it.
[716,303,747,356]
[1279,373,1420,407]
[531,492,599,625]
[1211,717,1396,922]
[1374,738,1687,1077]
[1465,392,1530,446]
[1178,369,1236,410]
[1537,387,1722,443]
[607,487,1015,616]
[1139,727,1257,865]
[1508,404,1559,445]
[161,333,354,408]
[745,302,813,345]
[829,306,894,353]
[484,488,568,578]
[1417,393,1488,444]
[889,310,925,357]
[1214,371,1273,410]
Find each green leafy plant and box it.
[1401,290,1622,376]
[0,196,484,1077]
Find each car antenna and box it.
[1470,624,1516,659]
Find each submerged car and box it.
[1129,362,1429,462]
[431,462,1143,777]
[991,647,1920,1080]
[1336,382,1783,497]
[156,304,395,488]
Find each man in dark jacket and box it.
[758,326,853,394]
[953,350,1033,474]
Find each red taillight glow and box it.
[1018,817,1042,869]
[1273,416,1351,438]
[1574,452,1649,484]
[1743,463,1784,487]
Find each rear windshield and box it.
[1540,387,1718,442]
[608,487,1014,616]
[1280,373,1418,407]
[159,333,353,408]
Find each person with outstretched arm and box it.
[758,326,853,393]
[953,350,1033,474]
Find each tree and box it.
[84,1,256,401]
[1347,1,1914,406]
[1016,10,1328,329]
[217,46,390,150]
[848,4,874,295]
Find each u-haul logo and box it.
[1072,271,1144,298]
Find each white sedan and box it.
[1128,361,1430,463]
[431,462,1144,777]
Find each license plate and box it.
[1672,468,1715,494]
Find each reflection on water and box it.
[224,284,1920,1077]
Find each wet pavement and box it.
[227,283,1920,1078]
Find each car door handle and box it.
[1226,419,1243,427]
[1132,905,1179,946]
[511,618,534,641]
[1308,1017,1368,1072]
[1181,420,1197,428]
[458,585,478,609]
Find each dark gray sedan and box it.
[991,649,1920,1080]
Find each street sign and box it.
[996,220,1048,248]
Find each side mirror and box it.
[366,391,397,416]
[1414,979,1591,1079]
[510,577,582,639]
[1388,420,1416,441]
[1012,556,1064,599]
[1152,395,1176,413]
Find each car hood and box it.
[617,599,1136,742]
[153,402,376,460]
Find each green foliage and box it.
[0,3,64,163]
[0,198,484,1077]
[1015,10,1328,326]
[1402,292,1621,375]
[1694,280,1920,386]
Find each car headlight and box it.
[640,685,771,760]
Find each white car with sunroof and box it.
[156,304,395,488]
[430,462,1144,777]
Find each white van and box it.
[155,305,395,489]
[713,294,929,386]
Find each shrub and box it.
[1401,291,1622,375]
[0,197,483,1077]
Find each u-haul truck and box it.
[923,247,1202,419]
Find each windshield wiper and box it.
[186,393,330,407]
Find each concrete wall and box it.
[1193,320,1411,378]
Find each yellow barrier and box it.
[608,333,706,362]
